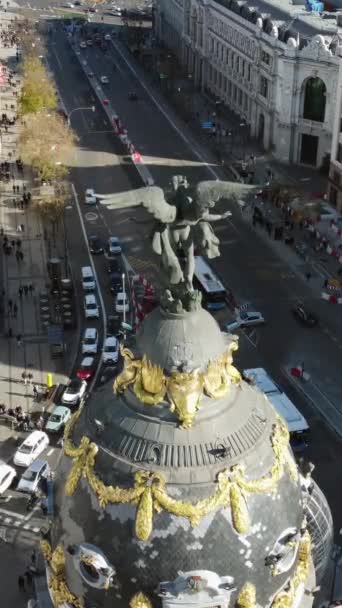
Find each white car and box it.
[17,459,49,494]
[84,294,100,319]
[85,188,97,205]
[100,75,109,84]
[80,40,87,48]
[226,311,265,332]
[115,292,129,314]
[62,378,87,406]
[107,236,122,255]
[0,461,16,495]
[13,431,49,468]
[102,336,119,364]
[82,327,98,354]
[45,406,72,433]
[104,34,111,41]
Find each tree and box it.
[19,56,57,115]
[18,110,77,181]
[33,182,70,223]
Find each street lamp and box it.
[122,272,126,327]
[67,105,95,127]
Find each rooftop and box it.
[212,0,340,41]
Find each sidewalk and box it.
[0,16,76,435]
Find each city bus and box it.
[193,256,227,311]
[243,367,309,452]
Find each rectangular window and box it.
[228,80,232,97]
[208,64,212,81]
[259,76,268,99]
[261,50,271,65]
[213,69,217,85]
[233,85,237,102]
[238,89,242,105]
[247,64,251,81]
[218,72,222,88]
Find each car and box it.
[100,75,109,84]
[107,258,123,274]
[102,336,120,364]
[107,236,122,255]
[13,431,49,468]
[226,311,265,332]
[86,39,93,46]
[76,357,96,381]
[17,459,49,494]
[292,304,318,327]
[82,327,99,354]
[128,92,138,101]
[88,235,104,254]
[62,378,87,406]
[109,272,123,294]
[84,294,100,319]
[0,461,16,495]
[45,406,72,433]
[85,188,97,205]
[104,34,111,41]
[115,291,129,314]
[80,41,87,48]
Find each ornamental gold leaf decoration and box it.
[40,540,83,608]
[113,339,241,428]
[271,531,311,608]
[237,583,256,608]
[130,592,152,608]
[63,414,298,539]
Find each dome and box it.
[46,305,319,608]
[305,480,333,581]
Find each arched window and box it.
[303,78,326,122]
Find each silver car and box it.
[17,459,49,494]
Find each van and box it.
[82,266,96,291]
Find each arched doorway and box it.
[258,113,265,143]
[303,78,326,122]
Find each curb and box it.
[321,291,342,304]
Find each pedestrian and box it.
[21,371,27,385]
[18,285,23,298]
[19,250,24,262]
[305,272,311,281]
[16,333,22,347]
[11,239,15,248]
[27,372,33,385]
[33,384,38,399]
[18,575,25,592]
[21,223,24,232]
[16,238,21,248]
[31,550,37,566]
[16,249,20,263]
[16,185,19,194]
[23,284,28,295]
[17,224,22,233]
[25,570,33,588]
[7,327,12,339]
[13,302,17,318]
[12,183,15,194]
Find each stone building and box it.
[154,0,342,169]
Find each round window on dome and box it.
[80,560,100,583]
[265,528,300,575]
[72,543,116,590]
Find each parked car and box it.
[82,327,98,354]
[109,272,122,294]
[17,459,49,494]
[80,41,87,49]
[107,236,122,255]
[115,292,129,314]
[86,39,93,46]
[62,378,87,406]
[292,304,318,327]
[76,357,96,381]
[45,406,71,433]
[84,294,100,319]
[88,235,104,254]
[85,188,96,205]
[13,431,49,467]
[100,75,109,84]
[103,336,120,364]
[0,461,16,495]
[104,34,111,41]
[107,258,123,274]
[226,311,265,332]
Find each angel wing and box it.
[195,180,258,208]
[95,186,177,223]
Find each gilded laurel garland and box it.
[63,411,298,539]
[271,531,311,608]
[113,340,241,428]
[40,540,83,608]
[129,591,153,608]
[237,583,257,608]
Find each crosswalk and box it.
[0,508,41,536]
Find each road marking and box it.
[85,211,98,221]
[47,448,54,456]
[0,508,25,520]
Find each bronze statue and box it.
[96,177,255,309]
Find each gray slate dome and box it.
[49,306,326,608]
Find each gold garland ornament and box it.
[40,540,83,608]
[237,583,256,608]
[113,340,241,428]
[130,592,152,608]
[272,531,311,608]
[64,412,298,539]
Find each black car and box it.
[88,235,104,255]
[128,92,138,101]
[109,272,122,294]
[292,304,318,327]
[107,258,123,274]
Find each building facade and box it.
[154,0,341,170]
[328,58,342,210]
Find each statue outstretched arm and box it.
[195,181,257,207]
[95,186,177,223]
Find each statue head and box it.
[171,175,189,192]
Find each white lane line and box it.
[110,40,219,180]
[71,183,107,389]
[0,508,25,520]
[46,448,54,456]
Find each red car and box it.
[76,357,96,381]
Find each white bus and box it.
[243,367,309,452]
[193,256,227,311]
